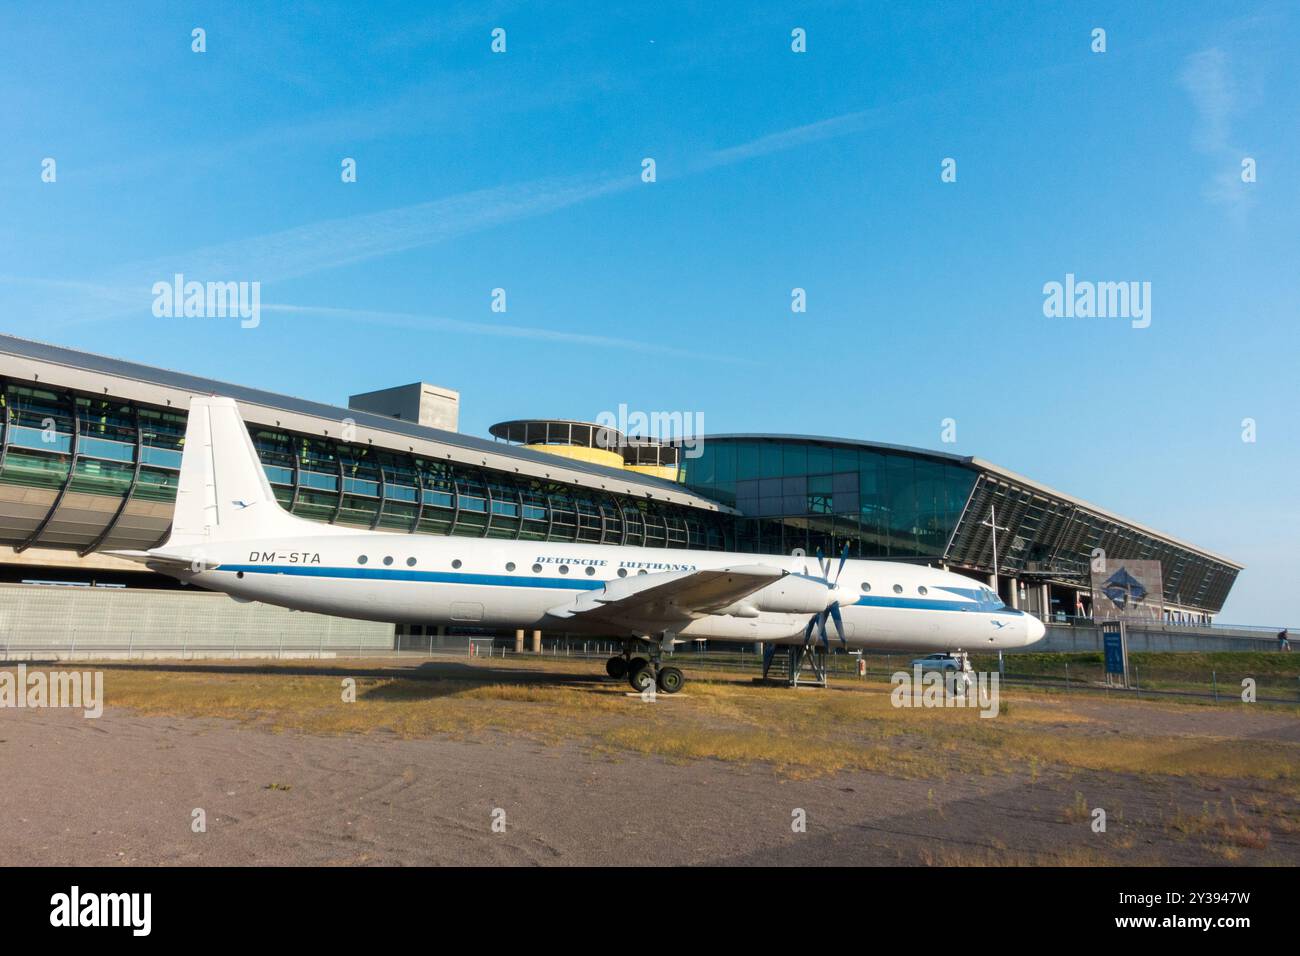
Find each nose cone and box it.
[826,585,856,609]
[1025,614,1046,646]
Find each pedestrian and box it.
[1279,629,1291,652]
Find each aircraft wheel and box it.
[656,666,684,694]
[606,655,627,678]
[627,662,655,693]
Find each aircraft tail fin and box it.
[165,395,334,546]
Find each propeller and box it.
[804,543,851,649]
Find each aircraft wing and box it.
[544,564,784,634]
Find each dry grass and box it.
[1062,791,1091,824]
[18,659,1300,788]
[916,843,1121,867]
[1168,801,1273,850]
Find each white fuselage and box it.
[169,532,1045,652]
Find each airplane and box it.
[109,396,1046,694]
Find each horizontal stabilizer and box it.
[104,548,212,573]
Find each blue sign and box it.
[1103,631,1125,675]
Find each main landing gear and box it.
[605,638,684,694]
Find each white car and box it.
[910,653,962,673]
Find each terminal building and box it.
[677,437,1240,624]
[0,334,1242,654]
[0,335,730,587]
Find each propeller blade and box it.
[817,610,830,649]
[803,615,817,645]
[815,547,828,581]
[834,543,850,585]
[829,602,846,645]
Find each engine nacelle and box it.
[745,575,834,615]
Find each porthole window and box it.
[357,555,368,565]
[236,571,244,579]
[860,582,871,593]
[406,557,417,567]
[532,563,542,573]
[383,556,394,566]
[637,569,648,575]
[506,562,516,572]
[617,568,628,578]
[558,564,570,575]
[918,586,928,596]
[452,559,462,569]
[892,584,903,594]
[584,566,596,576]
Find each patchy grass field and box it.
[6,656,1299,866]
[72,656,1300,784]
[973,650,1300,701]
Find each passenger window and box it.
[892,584,903,594]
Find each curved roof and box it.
[695,433,1240,570]
[695,433,972,466]
[0,334,727,512]
[489,418,626,449]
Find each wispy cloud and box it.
[1178,47,1254,215]
[132,174,634,285]
[12,172,634,328]
[261,304,755,364]
[1180,48,1234,152]
[687,107,891,175]
[7,103,896,347]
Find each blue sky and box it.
[1,2,1296,625]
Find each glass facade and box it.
[0,383,731,555]
[0,378,1241,615]
[944,472,1240,615]
[681,435,1241,614]
[681,437,976,561]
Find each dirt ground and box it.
[2,657,1298,866]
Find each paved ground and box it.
[4,702,1297,866]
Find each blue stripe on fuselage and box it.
[215,564,1027,616]
[220,564,599,590]
[852,594,1022,615]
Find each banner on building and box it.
[1090,559,1164,623]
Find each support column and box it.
[514,629,525,654]
[530,630,542,654]
[1040,583,1050,621]
[1008,577,1020,610]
